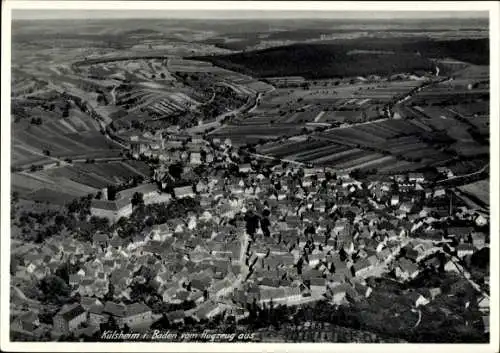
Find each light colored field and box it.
[458,179,489,206]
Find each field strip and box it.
[310,148,363,164]
[18,171,57,185]
[73,114,93,131]
[55,177,99,195]
[21,130,73,153]
[49,131,102,151]
[314,111,325,122]
[119,161,148,178]
[341,155,396,172]
[58,119,79,133]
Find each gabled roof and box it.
[103,302,127,317]
[56,304,86,322]
[126,302,151,317]
[91,198,131,212]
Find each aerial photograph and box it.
[5,6,493,345]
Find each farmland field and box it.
[458,179,490,207]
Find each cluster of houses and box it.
[11,136,491,339]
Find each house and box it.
[456,243,475,258]
[390,195,400,206]
[69,274,82,287]
[11,312,40,334]
[408,173,425,184]
[122,302,153,328]
[239,164,252,173]
[90,196,132,224]
[352,258,372,277]
[190,152,202,165]
[399,202,414,214]
[428,287,442,300]
[471,232,486,250]
[433,187,446,198]
[174,185,195,199]
[53,304,87,334]
[328,284,352,305]
[408,292,430,307]
[192,301,221,321]
[165,310,185,324]
[395,259,419,280]
[474,214,488,227]
[88,304,109,326]
[102,301,128,325]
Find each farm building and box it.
[117,183,170,205]
[53,304,87,335]
[174,185,195,199]
[90,197,132,223]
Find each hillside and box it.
[194,38,489,79]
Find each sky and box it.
[12,10,489,21]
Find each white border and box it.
[1,1,499,352]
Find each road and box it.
[358,236,412,280]
[321,117,390,133]
[436,163,489,185]
[245,151,306,166]
[188,94,255,135]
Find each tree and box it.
[131,192,144,208]
[38,275,70,304]
[11,191,19,204]
[107,185,118,201]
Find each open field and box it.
[458,179,490,207]
[12,160,150,205]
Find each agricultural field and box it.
[458,179,490,207]
[11,95,122,168]
[11,160,151,205]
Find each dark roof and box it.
[91,198,131,212]
[166,310,185,321]
[103,302,127,317]
[57,305,86,322]
[353,258,372,272]
[117,183,158,200]
[126,302,151,317]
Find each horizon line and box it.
[11,10,489,21]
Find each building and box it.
[408,173,425,184]
[395,259,419,281]
[117,183,170,205]
[173,185,195,199]
[11,312,40,334]
[352,258,372,277]
[456,243,475,258]
[53,304,87,334]
[122,303,153,327]
[90,198,132,224]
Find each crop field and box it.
[25,188,78,205]
[458,179,489,206]
[211,124,304,146]
[258,139,333,158]
[450,142,489,157]
[12,159,150,206]
[447,102,489,117]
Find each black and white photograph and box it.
[1,1,498,351]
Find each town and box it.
[8,11,491,344]
[11,132,490,342]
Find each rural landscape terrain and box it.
[9,12,490,343]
